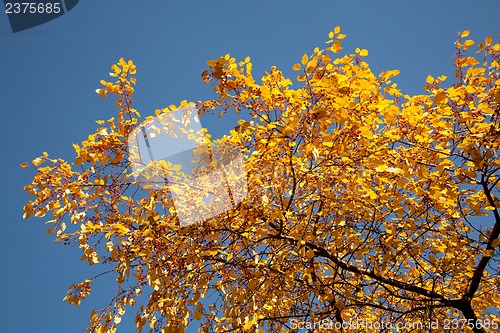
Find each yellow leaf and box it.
[292,63,301,71]
[470,148,483,168]
[229,270,238,280]
[359,49,369,57]
[336,96,348,106]
[115,224,130,234]
[426,75,434,84]
[463,39,475,48]
[433,91,447,104]
[301,54,309,65]
[306,249,315,260]
[386,167,403,174]
[142,229,152,237]
[111,151,123,165]
[32,157,43,166]
[244,316,258,330]
[145,197,155,210]
[334,26,341,34]
[20,162,29,168]
[359,126,373,139]
[172,163,182,172]
[247,279,259,291]
[436,243,447,253]
[461,30,470,38]
[330,40,342,53]
[436,75,447,83]
[380,70,400,81]
[485,35,493,46]
[194,304,203,320]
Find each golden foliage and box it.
[22,29,500,333]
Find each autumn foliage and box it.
[22,28,500,332]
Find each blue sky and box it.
[1,1,499,332]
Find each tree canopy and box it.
[22,28,500,333]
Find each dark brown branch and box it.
[269,232,449,302]
[446,299,487,333]
[465,177,500,300]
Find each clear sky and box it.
[1,1,499,332]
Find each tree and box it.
[22,28,500,333]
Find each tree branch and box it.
[269,232,449,302]
[465,177,500,300]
